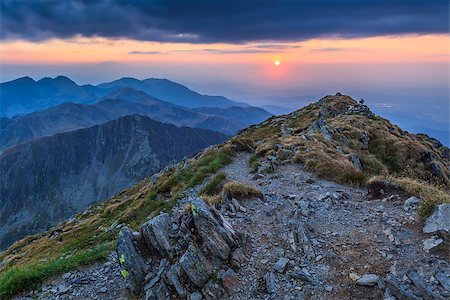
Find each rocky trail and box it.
[17,152,450,300]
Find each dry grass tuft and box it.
[367,176,450,218]
[223,181,262,200]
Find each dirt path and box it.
[220,153,449,299]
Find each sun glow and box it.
[274,60,281,66]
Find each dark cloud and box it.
[129,51,164,55]
[1,0,448,43]
[311,47,346,52]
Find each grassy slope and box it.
[1,94,448,298]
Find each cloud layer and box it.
[1,0,448,43]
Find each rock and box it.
[117,227,147,295]
[298,197,310,216]
[407,269,438,300]
[141,213,175,258]
[220,268,239,295]
[154,282,170,300]
[189,292,203,300]
[349,272,361,281]
[295,223,315,260]
[230,248,247,268]
[325,285,333,292]
[349,153,363,171]
[273,257,290,273]
[265,272,277,294]
[385,274,420,300]
[202,280,224,300]
[435,270,450,292]
[384,288,397,300]
[193,205,232,260]
[291,268,314,283]
[403,196,421,211]
[99,287,107,293]
[179,243,211,287]
[356,274,379,286]
[57,285,71,295]
[423,204,450,238]
[422,236,444,252]
[311,117,333,141]
[166,264,186,297]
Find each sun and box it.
[274,60,281,66]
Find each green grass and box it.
[248,155,259,172]
[0,241,114,299]
[200,173,226,196]
[155,147,233,198]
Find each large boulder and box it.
[117,227,148,295]
[141,212,175,258]
[423,204,450,239]
[179,243,212,287]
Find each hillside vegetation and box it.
[1,94,448,298]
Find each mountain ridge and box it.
[0,114,228,250]
[1,94,449,300]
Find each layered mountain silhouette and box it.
[97,77,244,108]
[0,115,228,249]
[0,91,242,152]
[0,76,252,118]
[0,76,98,117]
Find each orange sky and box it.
[1,34,448,66]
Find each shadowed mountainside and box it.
[0,115,228,250]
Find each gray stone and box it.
[435,270,450,292]
[202,280,224,300]
[117,227,147,295]
[423,204,450,238]
[166,264,186,297]
[403,196,421,211]
[383,288,397,300]
[179,243,211,287]
[230,248,247,268]
[296,223,315,260]
[407,269,438,300]
[385,274,420,300]
[349,153,363,171]
[422,236,444,252]
[141,213,174,258]
[189,292,203,300]
[291,268,314,283]
[99,287,107,293]
[273,257,290,273]
[265,272,277,294]
[154,282,170,300]
[220,268,239,295]
[356,274,379,286]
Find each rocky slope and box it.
[1,94,449,300]
[0,115,227,250]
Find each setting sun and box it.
[274,60,281,66]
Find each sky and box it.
[0,0,449,143]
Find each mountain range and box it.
[0,76,250,118]
[1,94,448,300]
[0,115,228,249]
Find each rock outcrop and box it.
[116,198,244,299]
